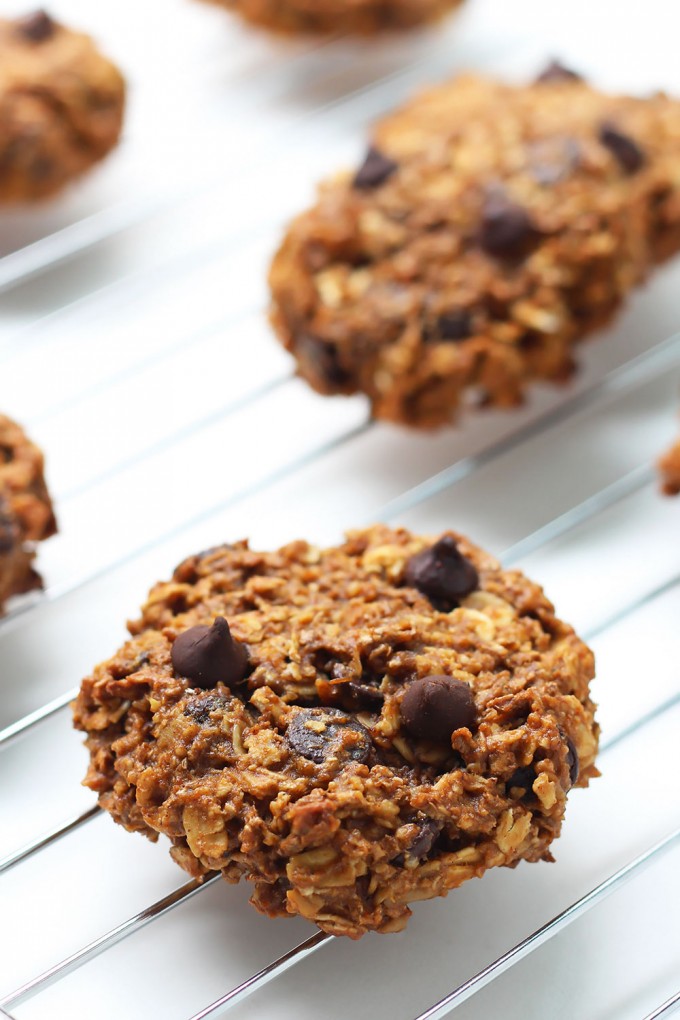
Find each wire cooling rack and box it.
[1,0,680,1017]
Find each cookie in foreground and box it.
[0,10,125,202]
[0,414,56,613]
[199,0,464,35]
[73,526,598,937]
[270,66,680,427]
[659,437,680,495]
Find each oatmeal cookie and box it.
[270,66,680,427]
[659,437,680,495]
[0,10,125,202]
[200,0,464,35]
[73,525,598,938]
[0,414,56,613]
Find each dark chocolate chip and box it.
[407,818,442,859]
[404,536,479,607]
[16,10,55,42]
[184,693,231,724]
[0,445,14,464]
[296,333,351,388]
[434,309,474,342]
[479,194,541,259]
[171,617,248,689]
[507,765,536,798]
[347,681,385,708]
[286,707,371,765]
[599,122,645,174]
[353,146,398,190]
[535,60,583,85]
[565,737,579,786]
[172,545,233,578]
[401,675,477,743]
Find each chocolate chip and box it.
[507,765,536,798]
[404,536,479,607]
[599,122,645,174]
[296,333,351,388]
[286,707,372,764]
[479,194,541,259]
[565,737,579,786]
[16,10,55,42]
[401,676,477,743]
[353,146,398,190]
[346,681,385,708]
[184,693,231,724]
[173,545,233,579]
[535,60,583,85]
[407,818,442,859]
[434,309,473,342]
[171,617,248,689]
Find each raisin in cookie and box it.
[0,10,125,202]
[200,0,464,35]
[0,414,56,613]
[270,66,680,427]
[659,437,680,495]
[73,525,598,938]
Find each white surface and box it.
[1,0,680,1018]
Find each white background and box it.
[0,0,679,1018]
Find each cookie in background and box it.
[198,0,465,35]
[658,435,680,494]
[270,65,680,427]
[0,10,125,203]
[0,414,56,615]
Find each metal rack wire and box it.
[1,1,680,1017]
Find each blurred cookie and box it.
[0,414,56,613]
[0,10,125,202]
[659,437,680,495]
[201,0,464,34]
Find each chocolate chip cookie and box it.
[0,414,56,613]
[0,10,125,202]
[269,67,680,427]
[659,437,680,495]
[200,0,464,35]
[73,526,598,938]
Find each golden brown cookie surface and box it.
[73,525,598,938]
[270,68,680,427]
[0,413,56,612]
[0,10,125,202]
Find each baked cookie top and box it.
[0,413,56,610]
[74,525,598,938]
[270,68,680,426]
[200,0,464,35]
[0,10,125,201]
